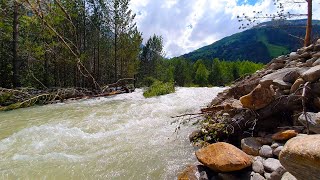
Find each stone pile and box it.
[179,40,320,180]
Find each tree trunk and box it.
[304,0,312,47]
[12,1,20,87]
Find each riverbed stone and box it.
[252,160,264,174]
[279,135,320,180]
[298,112,320,133]
[269,166,287,180]
[195,142,252,172]
[240,84,275,110]
[263,158,283,172]
[241,137,263,156]
[281,172,297,180]
[301,65,320,82]
[259,145,273,158]
[273,146,283,157]
[272,130,298,141]
[251,173,266,180]
[290,78,305,93]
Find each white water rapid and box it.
[0,87,225,179]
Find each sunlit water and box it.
[0,87,224,179]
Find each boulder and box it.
[281,172,297,180]
[195,142,252,172]
[260,68,305,90]
[241,137,263,156]
[289,78,305,94]
[252,160,264,174]
[263,158,283,172]
[259,145,273,158]
[272,130,298,141]
[279,135,320,180]
[240,84,275,110]
[298,112,320,134]
[301,65,320,82]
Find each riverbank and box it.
[179,40,320,179]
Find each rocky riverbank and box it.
[179,40,320,180]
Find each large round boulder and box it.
[279,135,320,180]
[195,142,252,172]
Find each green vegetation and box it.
[143,81,175,98]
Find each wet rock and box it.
[178,165,214,180]
[240,84,275,110]
[289,78,305,94]
[298,112,320,134]
[195,142,252,172]
[281,172,297,180]
[301,65,320,82]
[178,165,200,180]
[263,158,283,172]
[252,160,264,174]
[272,130,298,141]
[259,145,273,158]
[251,173,266,180]
[273,146,283,157]
[279,135,320,180]
[241,137,263,156]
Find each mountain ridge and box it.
[181,19,320,63]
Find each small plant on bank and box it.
[143,80,175,98]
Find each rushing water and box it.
[0,87,224,179]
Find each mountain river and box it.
[0,87,225,179]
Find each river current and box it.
[0,87,224,179]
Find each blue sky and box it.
[130,0,317,58]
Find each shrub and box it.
[143,80,175,98]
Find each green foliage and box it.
[194,62,209,87]
[143,81,175,98]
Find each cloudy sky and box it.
[129,0,320,58]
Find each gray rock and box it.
[306,57,317,66]
[298,112,320,134]
[241,137,263,156]
[252,160,265,174]
[200,171,209,180]
[301,65,320,82]
[269,166,287,180]
[282,70,300,83]
[251,173,266,180]
[269,63,285,70]
[263,158,283,172]
[279,135,320,180]
[289,52,299,60]
[273,146,283,157]
[271,142,284,149]
[312,52,320,58]
[259,145,273,158]
[281,172,297,180]
[264,173,271,179]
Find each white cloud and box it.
[130,0,319,58]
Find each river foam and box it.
[0,87,225,179]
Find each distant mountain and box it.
[182,19,320,63]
